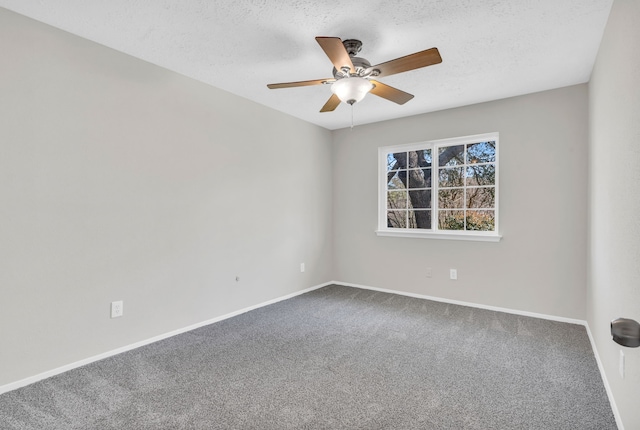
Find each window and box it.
[377,133,500,241]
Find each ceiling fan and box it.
[267,37,442,112]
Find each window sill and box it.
[375,229,502,242]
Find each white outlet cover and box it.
[111,301,123,318]
[300,263,305,273]
[450,269,458,280]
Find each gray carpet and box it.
[0,285,617,429]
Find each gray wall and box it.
[333,85,589,319]
[588,1,640,428]
[0,9,334,387]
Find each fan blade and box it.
[320,94,341,112]
[315,37,355,74]
[366,47,442,78]
[370,80,414,105]
[267,78,335,89]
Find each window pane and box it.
[466,187,495,209]
[388,152,407,171]
[466,165,495,186]
[408,168,431,189]
[439,145,465,166]
[467,141,496,164]
[387,190,407,209]
[387,171,407,190]
[439,188,464,209]
[387,153,401,171]
[387,210,407,228]
[408,150,432,168]
[420,149,432,164]
[466,210,495,231]
[408,210,416,228]
[439,167,464,187]
[409,189,431,209]
[412,210,431,229]
[438,210,465,230]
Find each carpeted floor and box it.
[0,285,617,429]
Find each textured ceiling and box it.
[0,0,613,130]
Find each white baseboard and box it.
[332,281,586,325]
[584,323,624,430]
[0,281,331,395]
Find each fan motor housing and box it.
[332,57,372,79]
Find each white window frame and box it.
[377,132,501,242]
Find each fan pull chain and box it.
[350,104,354,130]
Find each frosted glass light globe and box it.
[331,77,374,105]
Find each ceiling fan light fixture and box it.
[331,76,374,105]
[267,37,442,113]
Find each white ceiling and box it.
[0,0,613,130]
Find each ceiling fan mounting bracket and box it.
[342,39,363,57]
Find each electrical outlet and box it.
[620,350,625,378]
[111,301,123,318]
[426,267,432,278]
[300,263,305,273]
[450,269,457,280]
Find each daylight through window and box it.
[378,133,500,241]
